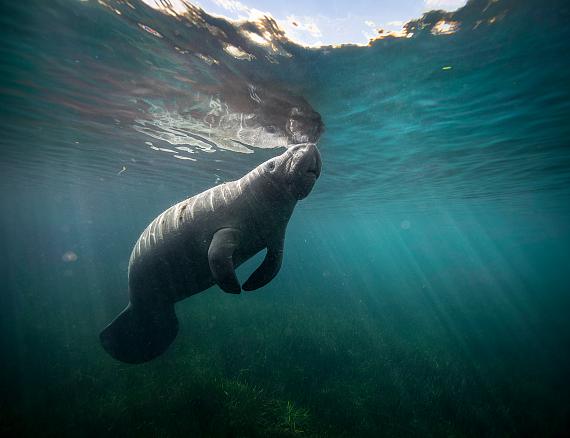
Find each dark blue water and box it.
[1,0,570,436]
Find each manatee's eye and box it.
[267,161,275,172]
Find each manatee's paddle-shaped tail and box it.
[99,303,178,364]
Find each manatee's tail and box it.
[99,303,179,364]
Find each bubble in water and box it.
[62,251,78,262]
[400,220,411,230]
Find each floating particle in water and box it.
[117,165,127,175]
[138,23,162,38]
[400,220,411,230]
[442,66,453,70]
[62,251,78,262]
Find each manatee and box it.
[100,143,322,363]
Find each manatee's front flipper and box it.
[208,228,241,294]
[243,239,284,291]
[99,302,178,364]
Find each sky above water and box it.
[145,0,468,46]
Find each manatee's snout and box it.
[306,143,322,179]
[287,143,322,200]
[288,143,321,177]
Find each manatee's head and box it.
[262,143,322,200]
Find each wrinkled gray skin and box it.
[100,143,322,364]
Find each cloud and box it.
[424,0,467,10]
[211,0,249,14]
[210,0,267,20]
[282,15,322,38]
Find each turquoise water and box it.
[1,0,570,436]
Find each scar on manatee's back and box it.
[179,204,187,221]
